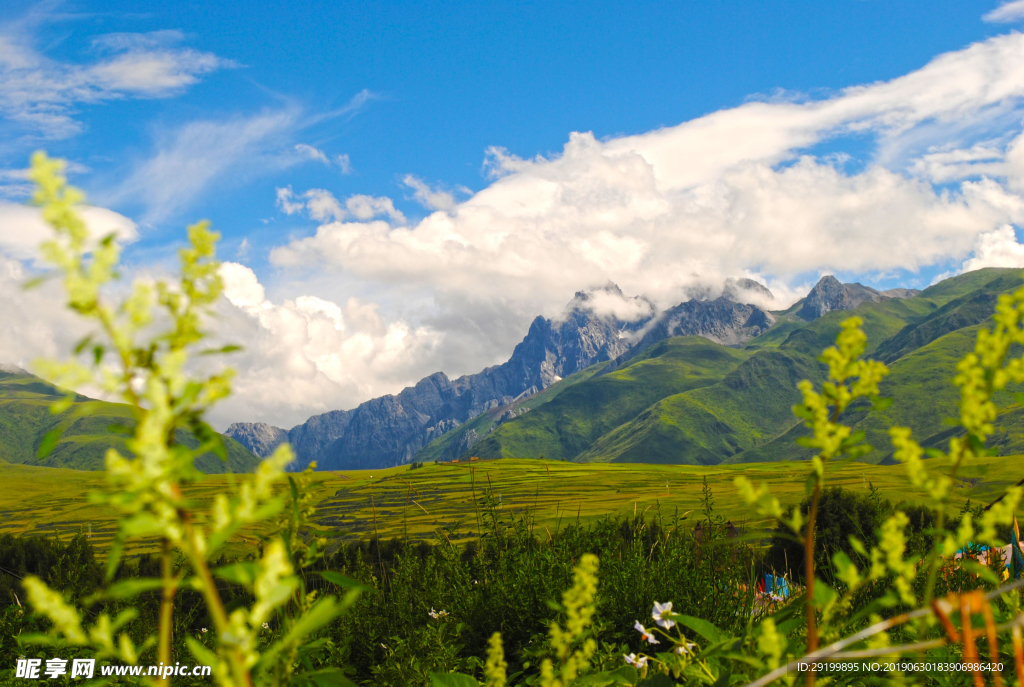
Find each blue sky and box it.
[4,0,1024,427]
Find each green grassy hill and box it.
[467,337,750,461]
[0,369,260,473]
[433,267,1024,467]
[577,348,822,464]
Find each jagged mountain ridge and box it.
[228,283,658,470]
[225,274,922,471]
[797,275,921,321]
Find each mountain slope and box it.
[414,360,611,464]
[0,369,260,472]
[576,348,823,464]
[467,337,750,461]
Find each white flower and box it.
[428,608,439,619]
[634,620,660,644]
[652,601,675,629]
[438,609,449,617]
[624,653,648,668]
[262,622,270,630]
[675,641,697,656]
[201,628,208,634]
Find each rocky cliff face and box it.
[796,276,919,321]
[611,297,776,368]
[223,422,288,458]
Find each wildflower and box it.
[428,608,439,619]
[438,609,449,617]
[675,641,697,656]
[652,600,675,629]
[624,653,648,668]
[634,620,659,644]
[262,622,270,630]
[201,628,208,634]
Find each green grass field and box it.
[4,455,1021,554]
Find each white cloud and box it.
[110,109,300,222]
[0,27,232,139]
[269,33,1024,323]
[209,262,444,427]
[0,201,137,260]
[402,175,459,211]
[276,186,405,224]
[14,31,1024,430]
[958,225,1024,271]
[294,144,330,165]
[336,153,352,174]
[0,254,91,369]
[984,1,1024,22]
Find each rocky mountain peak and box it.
[225,422,288,458]
[797,275,919,321]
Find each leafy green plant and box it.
[18,152,362,686]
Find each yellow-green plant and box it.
[19,152,359,686]
[539,553,599,687]
[735,317,888,664]
[890,279,1024,606]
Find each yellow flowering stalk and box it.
[736,316,888,672]
[889,275,1024,606]
[540,553,600,687]
[20,153,354,687]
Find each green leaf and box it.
[100,578,165,600]
[104,537,125,582]
[637,674,675,687]
[676,614,726,644]
[429,673,479,687]
[22,275,49,290]
[296,668,357,687]
[185,636,218,669]
[73,335,94,355]
[576,666,639,686]
[37,426,64,458]
[319,571,370,591]
[200,344,243,356]
[871,396,893,412]
[258,597,344,669]
[961,559,1000,585]
[214,562,258,587]
[838,431,866,450]
[810,578,837,608]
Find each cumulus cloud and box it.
[958,225,1024,271]
[0,27,232,139]
[270,33,1024,323]
[14,31,1024,430]
[208,262,444,427]
[0,201,137,260]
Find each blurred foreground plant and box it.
[18,152,361,687]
